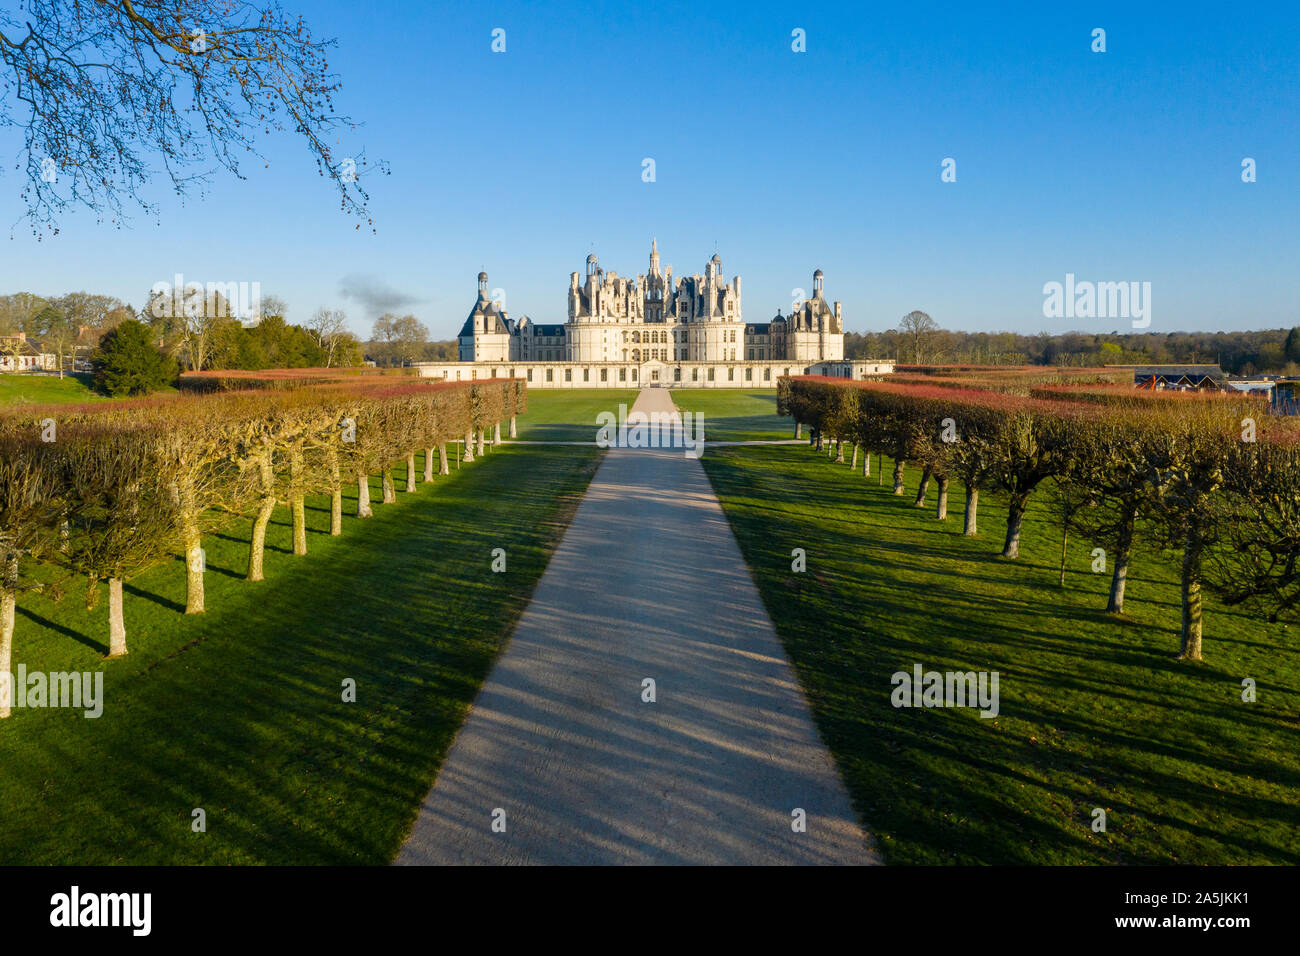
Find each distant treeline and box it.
[845,327,1300,375]
[1,289,367,375]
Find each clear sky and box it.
[2,0,1297,340]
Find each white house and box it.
[0,332,57,372]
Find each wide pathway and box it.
[397,388,878,865]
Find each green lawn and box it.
[669,388,790,441]
[0,373,103,406]
[0,443,601,864]
[701,444,1300,864]
[514,388,640,441]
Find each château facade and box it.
[416,241,892,388]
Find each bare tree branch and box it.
[1,0,386,236]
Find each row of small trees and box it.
[779,376,1298,661]
[0,378,526,716]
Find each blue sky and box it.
[2,0,1297,339]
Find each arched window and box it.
[632,349,641,362]
[632,331,641,343]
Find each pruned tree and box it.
[59,419,177,656]
[1204,419,1300,624]
[150,399,242,614]
[1060,410,1160,613]
[948,413,1000,536]
[987,408,1069,559]
[0,423,62,716]
[1137,405,1239,660]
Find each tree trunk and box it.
[477,428,486,457]
[247,501,274,582]
[423,447,435,483]
[963,484,979,536]
[382,468,396,504]
[493,422,502,447]
[438,443,450,476]
[1002,494,1027,559]
[1178,535,1204,660]
[1059,526,1068,587]
[357,472,373,518]
[850,443,859,471]
[247,451,275,580]
[180,478,204,614]
[509,415,517,439]
[406,452,417,493]
[892,458,906,495]
[289,445,306,556]
[863,449,871,477]
[878,452,883,486]
[794,422,801,439]
[328,447,342,536]
[835,439,844,463]
[1107,510,1135,614]
[291,496,307,554]
[0,552,16,718]
[935,476,949,520]
[914,467,931,507]
[108,577,127,657]
[463,429,475,463]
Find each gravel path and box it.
[396,388,878,865]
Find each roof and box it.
[457,296,510,338]
[0,335,51,356]
[1131,365,1227,382]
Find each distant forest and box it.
[845,327,1300,376]
[8,288,1299,377]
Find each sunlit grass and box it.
[670,389,789,441]
[702,444,1300,864]
[0,444,601,864]
[513,388,640,441]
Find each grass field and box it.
[513,388,640,442]
[0,373,103,406]
[669,388,789,441]
[0,443,601,864]
[701,444,1300,864]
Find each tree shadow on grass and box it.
[16,606,105,656]
[701,445,1300,864]
[122,581,185,614]
[210,530,291,556]
[0,445,602,866]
